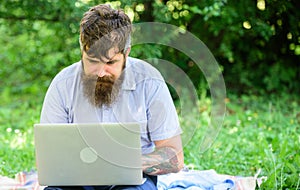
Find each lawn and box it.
[0,91,299,189]
[181,93,299,189]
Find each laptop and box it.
[34,123,144,186]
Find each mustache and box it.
[96,76,114,84]
[82,74,115,85]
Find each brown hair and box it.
[79,4,132,59]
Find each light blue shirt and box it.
[40,57,182,154]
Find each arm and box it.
[142,134,184,175]
[40,76,70,123]
[40,91,69,123]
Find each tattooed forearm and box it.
[142,146,181,175]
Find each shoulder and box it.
[52,61,81,81]
[126,57,163,80]
[122,57,165,90]
[49,61,82,89]
[122,57,171,98]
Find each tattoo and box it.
[142,147,180,175]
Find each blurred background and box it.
[0,0,299,98]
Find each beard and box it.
[81,71,124,108]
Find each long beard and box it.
[81,72,124,107]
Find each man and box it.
[40,4,184,190]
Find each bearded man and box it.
[40,4,184,190]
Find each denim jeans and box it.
[44,174,157,190]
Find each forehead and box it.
[83,51,124,64]
[86,37,121,58]
[85,47,120,62]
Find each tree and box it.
[0,0,299,96]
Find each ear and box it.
[79,36,83,51]
[124,47,131,57]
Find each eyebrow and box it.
[86,54,120,64]
[86,57,99,62]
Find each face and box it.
[82,47,126,79]
[81,48,129,107]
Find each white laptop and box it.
[34,123,144,186]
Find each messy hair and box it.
[79,4,132,59]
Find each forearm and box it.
[142,146,183,176]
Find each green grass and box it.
[0,89,43,176]
[181,93,300,189]
[0,91,299,189]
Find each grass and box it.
[0,90,299,189]
[0,92,42,176]
[181,93,299,189]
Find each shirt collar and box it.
[122,58,136,90]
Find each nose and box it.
[97,64,107,78]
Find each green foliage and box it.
[0,0,85,96]
[1,0,299,96]
[184,0,300,94]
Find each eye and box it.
[86,58,99,64]
[89,60,99,64]
[106,60,117,65]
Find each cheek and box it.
[105,67,120,78]
[107,62,124,78]
[115,63,125,78]
[83,63,99,75]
